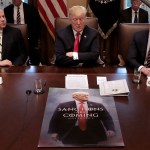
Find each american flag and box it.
[38,0,68,40]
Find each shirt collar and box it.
[73,30,83,36]
[14,2,23,9]
[132,8,140,13]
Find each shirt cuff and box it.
[73,52,78,60]
[138,65,145,72]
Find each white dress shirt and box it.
[132,9,139,23]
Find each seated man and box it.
[0,8,26,66]
[127,27,150,76]
[55,5,100,67]
[119,0,149,23]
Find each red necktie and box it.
[78,102,87,131]
[73,32,80,52]
[16,7,21,24]
[146,48,150,67]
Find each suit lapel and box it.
[128,8,132,23]
[23,3,27,23]
[79,26,88,50]
[10,5,14,23]
[67,25,74,50]
[139,9,143,23]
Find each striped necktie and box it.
[0,32,2,61]
[16,7,21,24]
[146,48,150,67]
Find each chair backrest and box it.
[55,17,98,31]
[7,23,29,52]
[119,23,149,63]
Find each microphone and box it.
[26,90,32,95]
[141,0,150,7]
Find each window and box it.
[23,0,28,3]
[126,0,131,8]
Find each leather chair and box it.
[118,23,149,65]
[55,17,98,31]
[7,23,28,51]
[7,23,29,64]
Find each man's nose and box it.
[77,19,81,24]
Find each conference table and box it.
[0,66,150,150]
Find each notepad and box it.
[99,79,130,96]
[65,74,89,89]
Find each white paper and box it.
[99,79,130,96]
[65,74,89,89]
[97,76,107,85]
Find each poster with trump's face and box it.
[38,88,124,147]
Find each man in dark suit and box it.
[4,0,41,65]
[119,0,149,23]
[127,28,150,76]
[0,9,26,66]
[55,5,101,67]
[48,92,115,145]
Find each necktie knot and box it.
[76,32,80,36]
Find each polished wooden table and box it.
[1,65,132,74]
[0,66,150,150]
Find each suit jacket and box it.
[4,3,41,65]
[48,101,115,144]
[4,3,40,42]
[55,25,100,67]
[126,29,149,69]
[119,7,149,23]
[2,25,27,66]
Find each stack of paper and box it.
[99,79,130,96]
[65,74,89,89]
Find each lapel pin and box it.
[84,35,87,38]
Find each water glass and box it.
[132,69,141,84]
